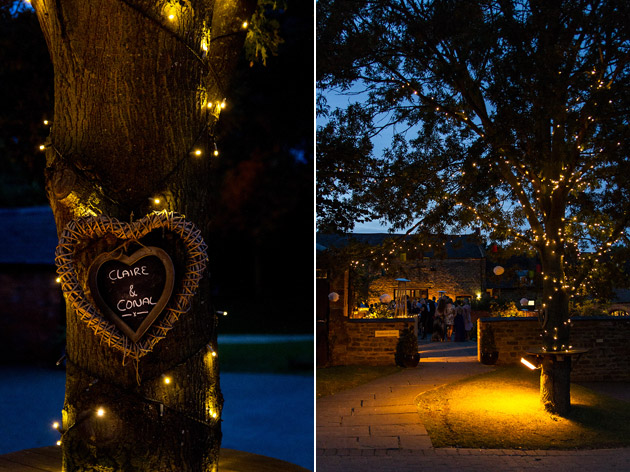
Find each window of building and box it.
[394,288,429,300]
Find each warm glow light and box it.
[520,357,537,370]
[154,198,160,205]
[168,14,175,21]
[211,351,217,357]
[43,120,49,125]
[39,145,45,150]
[242,21,248,29]
[163,376,171,385]
[55,277,61,283]
[194,149,202,156]
[97,408,105,417]
[213,149,219,157]
[52,422,59,429]
[56,440,61,446]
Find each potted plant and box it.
[479,323,499,365]
[395,327,420,367]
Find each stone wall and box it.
[329,318,418,366]
[367,258,485,305]
[478,316,630,381]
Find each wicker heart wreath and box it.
[55,211,208,361]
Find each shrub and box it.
[395,327,420,366]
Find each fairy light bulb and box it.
[163,376,171,385]
[52,422,60,429]
[242,21,248,29]
[154,198,161,205]
[97,408,105,417]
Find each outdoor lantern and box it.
[328,292,340,302]
[520,355,540,370]
[520,297,529,306]
[493,265,505,275]
[380,293,392,304]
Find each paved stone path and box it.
[317,339,630,471]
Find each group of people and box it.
[409,296,473,342]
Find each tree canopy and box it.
[317,0,630,312]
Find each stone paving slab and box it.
[348,404,418,415]
[316,425,370,437]
[317,448,630,471]
[340,412,422,426]
[370,424,428,436]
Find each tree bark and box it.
[32,0,254,470]
[539,244,572,416]
[540,355,572,416]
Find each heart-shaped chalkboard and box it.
[88,247,175,343]
[55,211,207,361]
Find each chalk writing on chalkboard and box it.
[87,246,175,343]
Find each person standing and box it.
[453,306,467,342]
[432,297,447,342]
[418,304,427,339]
[426,296,436,338]
[445,300,455,341]
[463,299,473,340]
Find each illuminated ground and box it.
[415,365,630,450]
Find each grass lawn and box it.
[218,341,312,375]
[415,365,630,449]
[317,365,402,398]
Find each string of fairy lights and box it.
[28,0,250,447]
[35,0,250,215]
[329,57,630,305]
[51,342,221,447]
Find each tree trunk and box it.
[32,0,254,470]
[540,354,572,416]
[539,245,572,416]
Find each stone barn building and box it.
[316,232,485,366]
[317,232,486,311]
